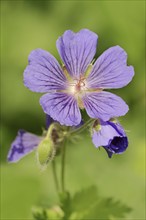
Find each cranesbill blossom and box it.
[24,29,134,126]
[7,130,43,162]
[92,119,128,158]
[7,116,56,163]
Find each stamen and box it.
[69,76,87,95]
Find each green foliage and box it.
[32,186,131,220]
[32,206,64,220]
[33,209,48,220]
[83,197,132,219]
[71,185,98,214]
[69,186,131,219]
[59,191,72,219]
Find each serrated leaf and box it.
[33,186,132,220]
[64,186,132,220]
[83,197,132,219]
[71,185,98,212]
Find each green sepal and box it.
[92,119,101,132]
[84,63,93,77]
[94,123,101,131]
[110,117,118,123]
[62,64,72,81]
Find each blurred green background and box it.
[1,0,145,219]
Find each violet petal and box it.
[56,29,98,77]
[24,49,67,92]
[7,130,43,163]
[92,121,128,158]
[82,91,129,121]
[40,92,81,126]
[92,121,122,148]
[87,46,134,89]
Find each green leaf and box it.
[59,191,72,219]
[66,186,132,220]
[32,186,132,220]
[71,185,98,212]
[83,197,132,219]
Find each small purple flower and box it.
[92,120,128,158]
[7,129,43,162]
[7,115,53,163]
[24,29,134,126]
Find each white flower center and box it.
[68,76,87,96]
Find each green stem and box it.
[69,118,94,135]
[52,119,94,195]
[52,160,59,194]
[61,139,67,193]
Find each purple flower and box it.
[24,29,134,126]
[7,115,53,163]
[92,119,128,158]
[7,129,43,163]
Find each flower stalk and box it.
[52,160,59,194]
[69,118,94,135]
[61,139,67,193]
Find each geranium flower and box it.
[24,29,134,126]
[92,119,128,158]
[7,116,58,163]
[7,129,43,163]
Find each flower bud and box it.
[37,122,65,166]
[32,206,64,220]
[46,206,64,219]
[37,138,55,166]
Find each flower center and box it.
[68,76,87,96]
[62,65,102,109]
